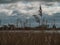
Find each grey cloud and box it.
[0,0,20,3]
[0,9,60,27]
[0,0,60,4]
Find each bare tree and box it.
[0,19,1,26]
[39,5,42,17]
[16,18,20,28]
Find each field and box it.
[0,30,60,45]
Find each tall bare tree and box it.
[16,18,19,28]
[39,5,42,17]
[0,19,1,26]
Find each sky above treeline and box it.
[0,0,60,27]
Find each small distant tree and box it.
[19,19,22,28]
[16,18,20,28]
[24,18,29,27]
[52,18,56,29]
[0,19,1,26]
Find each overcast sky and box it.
[0,0,60,27]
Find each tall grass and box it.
[0,32,60,45]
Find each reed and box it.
[0,32,60,45]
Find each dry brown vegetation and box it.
[0,31,60,45]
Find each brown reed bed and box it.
[0,31,60,45]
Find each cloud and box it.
[0,2,39,16]
[0,0,60,4]
[42,5,60,15]
[0,1,60,27]
[0,1,60,16]
[0,0,19,3]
